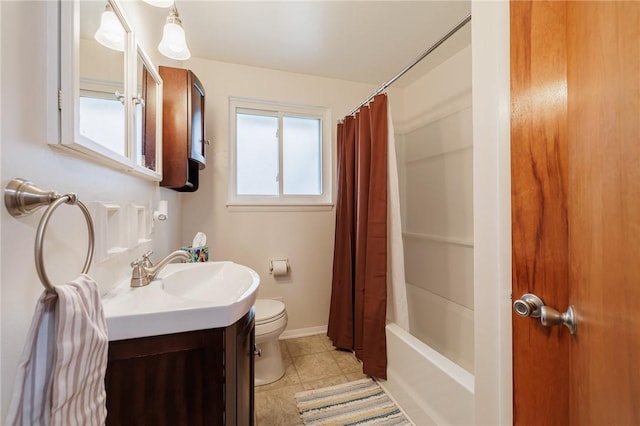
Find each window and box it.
[79,96,126,156]
[229,98,332,207]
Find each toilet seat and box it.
[255,299,286,326]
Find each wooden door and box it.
[511,1,640,425]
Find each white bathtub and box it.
[379,323,475,425]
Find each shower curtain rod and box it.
[344,13,472,118]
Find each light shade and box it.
[94,4,125,52]
[158,7,191,60]
[142,0,174,7]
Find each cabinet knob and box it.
[132,94,145,107]
[115,91,126,105]
[203,139,211,146]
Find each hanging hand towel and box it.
[6,275,109,426]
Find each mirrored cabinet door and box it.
[78,2,127,158]
[55,0,162,181]
[135,47,163,175]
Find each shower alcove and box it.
[381,16,476,425]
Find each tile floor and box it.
[255,334,368,426]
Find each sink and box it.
[159,262,257,303]
[102,261,260,341]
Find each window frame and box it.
[228,97,332,209]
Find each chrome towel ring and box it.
[4,178,95,292]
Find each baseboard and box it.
[280,325,327,340]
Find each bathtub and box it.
[379,323,475,425]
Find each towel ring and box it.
[35,195,94,292]
[4,178,95,292]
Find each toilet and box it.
[254,299,288,386]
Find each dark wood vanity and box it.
[159,66,207,192]
[105,310,255,425]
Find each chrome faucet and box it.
[130,249,190,287]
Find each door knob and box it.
[513,293,544,318]
[513,293,577,335]
[541,305,576,335]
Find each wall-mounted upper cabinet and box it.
[52,0,163,180]
[159,66,207,192]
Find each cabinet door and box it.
[160,66,190,188]
[138,49,162,174]
[225,310,255,426]
[159,66,205,191]
[105,329,225,425]
[190,73,206,167]
[237,319,255,425]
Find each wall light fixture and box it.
[158,6,191,61]
[94,3,125,51]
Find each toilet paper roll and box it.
[271,260,289,276]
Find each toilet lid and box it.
[255,299,286,324]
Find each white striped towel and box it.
[6,275,109,426]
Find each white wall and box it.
[395,45,474,372]
[181,57,401,334]
[0,2,182,417]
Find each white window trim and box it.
[228,97,333,209]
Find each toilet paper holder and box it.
[269,259,290,275]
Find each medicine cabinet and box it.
[54,0,162,180]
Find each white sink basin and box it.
[160,262,257,302]
[102,261,260,341]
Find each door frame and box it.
[471,1,513,425]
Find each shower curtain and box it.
[328,94,408,379]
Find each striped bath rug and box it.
[294,378,413,425]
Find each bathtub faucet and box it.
[130,249,190,287]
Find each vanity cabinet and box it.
[105,310,255,425]
[159,66,207,192]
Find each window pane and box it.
[283,116,321,195]
[79,96,126,156]
[236,113,279,195]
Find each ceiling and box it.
[93,1,472,88]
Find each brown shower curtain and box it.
[327,94,388,379]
